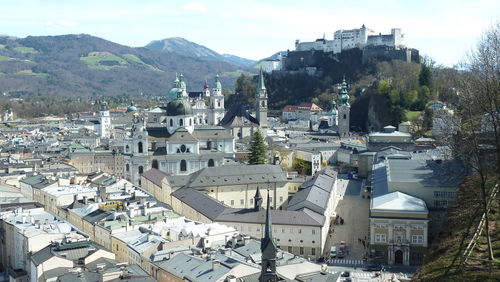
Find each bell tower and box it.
[210,74,225,125]
[256,68,268,131]
[338,77,350,138]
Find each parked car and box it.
[363,263,382,271]
[330,246,337,258]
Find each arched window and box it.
[138,142,143,153]
[217,101,221,107]
[138,166,144,174]
[262,101,265,107]
[170,119,173,126]
[208,159,215,167]
[152,159,159,169]
[179,118,183,126]
[125,145,129,153]
[180,160,187,172]
[126,164,130,172]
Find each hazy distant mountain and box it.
[145,37,255,68]
[222,54,256,67]
[0,34,245,98]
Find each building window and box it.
[311,248,316,256]
[208,159,215,167]
[125,145,129,153]
[179,119,183,126]
[189,119,192,126]
[138,166,144,174]
[230,200,234,206]
[411,235,424,244]
[288,246,292,253]
[138,142,143,153]
[240,199,244,205]
[170,119,173,126]
[152,159,159,169]
[250,198,254,205]
[312,229,315,235]
[300,247,304,255]
[375,233,386,243]
[298,229,302,234]
[180,160,187,172]
[180,144,187,153]
[126,164,130,172]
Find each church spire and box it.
[258,67,266,91]
[260,192,277,282]
[254,186,263,210]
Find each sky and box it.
[1,0,498,66]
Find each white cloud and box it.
[45,20,77,28]
[181,2,208,13]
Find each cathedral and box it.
[123,75,235,185]
[123,72,270,185]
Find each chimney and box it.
[83,196,88,205]
[212,260,220,271]
[243,236,250,246]
[30,216,35,225]
[22,216,26,224]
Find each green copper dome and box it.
[166,97,193,116]
[339,77,350,107]
[179,74,187,89]
[167,74,181,100]
[167,88,180,100]
[213,74,222,89]
[127,105,138,112]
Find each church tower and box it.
[203,80,210,98]
[210,74,225,125]
[123,114,149,185]
[338,77,350,138]
[98,100,111,138]
[260,193,278,282]
[256,68,268,131]
[254,186,263,210]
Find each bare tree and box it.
[456,22,499,261]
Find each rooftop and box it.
[371,191,428,213]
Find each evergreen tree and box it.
[248,130,267,165]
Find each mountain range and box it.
[145,37,256,67]
[0,34,258,98]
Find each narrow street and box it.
[324,176,370,260]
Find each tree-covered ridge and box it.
[0,34,249,100]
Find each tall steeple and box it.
[260,193,277,282]
[254,186,263,210]
[256,67,268,131]
[337,76,350,138]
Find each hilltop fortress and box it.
[279,25,418,73]
[295,24,405,54]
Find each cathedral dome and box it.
[127,105,138,112]
[167,88,180,100]
[166,97,193,116]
